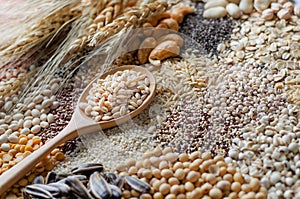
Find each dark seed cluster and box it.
[23,163,150,199]
[179,3,235,55]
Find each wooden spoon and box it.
[0,65,156,195]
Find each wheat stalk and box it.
[90,1,168,46]
[5,0,170,114]
[66,0,136,56]
[0,0,82,65]
[12,0,131,112]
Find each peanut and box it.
[149,40,180,66]
[159,18,179,31]
[138,37,157,64]
[169,6,194,23]
[157,34,184,47]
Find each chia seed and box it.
[179,3,235,55]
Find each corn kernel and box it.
[23,151,31,158]
[54,152,65,161]
[27,173,36,183]
[25,146,33,152]
[19,137,28,145]
[18,178,28,187]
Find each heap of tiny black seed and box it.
[179,3,235,55]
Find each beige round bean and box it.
[153,192,163,199]
[165,193,176,199]
[231,181,242,192]
[152,168,162,178]
[174,168,185,180]
[153,180,162,191]
[233,172,244,184]
[164,152,178,163]
[189,151,201,161]
[209,187,223,199]
[223,173,233,182]
[200,183,213,195]
[186,171,200,182]
[168,177,179,186]
[173,162,184,170]
[184,181,194,192]
[216,180,231,191]
[170,184,180,195]
[206,173,217,185]
[159,183,171,195]
[161,169,173,179]
[142,169,153,179]
[159,160,169,170]
[249,178,260,192]
[179,153,189,162]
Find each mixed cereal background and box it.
[0,0,300,198]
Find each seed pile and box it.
[136,5,194,66]
[202,0,300,20]
[214,7,300,197]
[2,0,300,198]
[0,0,174,196]
[38,84,78,154]
[80,69,151,122]
[23,163,150,199]
[0,76,65,174]
[0,1,82,64]
[115,147,267,199]
[179,3,235,55]
[0,70,69,197]
[154,101,241,155]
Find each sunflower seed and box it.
[89,172,112,199]
[114,176,125,189]
[33,175,44,184]
[28,184,61,197]
[55,173,71,183]
[23,185,54,199]
[110,184,122,199]
[124,176,151,193]
[48,183,70,197]
[102,173,118,184]
[45,171,57,184]
[63,175,88,185]
[71,163,104,176]
[65,177,92,199]
[22,191,31,199]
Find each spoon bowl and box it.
[79,65,156,129]
[0,65,156,195]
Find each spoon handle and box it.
[0,123,78,195]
